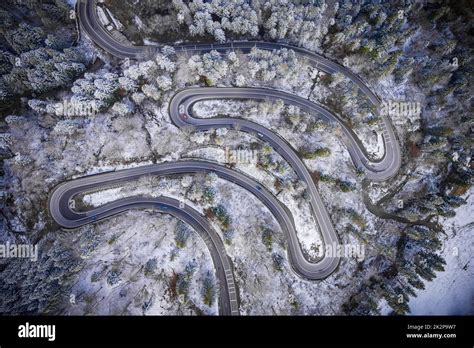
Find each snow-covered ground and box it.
[182,143,324,260]
[409,189,473,315]
[66,211,218,315]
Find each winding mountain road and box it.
[77,0,400,180]
[49,0,402,316]
[48,160,339,315]
[49,173,239,315]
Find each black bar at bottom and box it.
[0,315,472,346]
